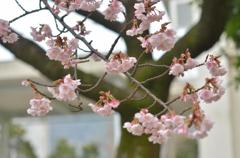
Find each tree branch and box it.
[76,10,123,33]
[0,34,142,115]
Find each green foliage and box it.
[226,0,240,47]
[81,144,99,158]
[49,139,99,158]
[8,123,37,158]
[49,139,78,158]
[9,123,25,138]
[176,138,198,158]
[18,140,38,158]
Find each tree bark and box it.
[117,129,160,158]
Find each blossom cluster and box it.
[169,49,199,76]
[31,24,52,42]
[103,0,124,21]
[30,24,82,69]
[124,108,213,144]
[126,0,164,36]
[126,1,176,52]
[0,19,18,43]
[181,77,225,105]
[48,74,81,101]
[53,0,102,12]
[46,36,80,69]
[88,91,120,116]
[169,51,227,77]
[106,52,137,73]
[206,55,227,77]
[22,74,80,116]
[27,97,53,116]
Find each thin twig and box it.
[180,107,192,115]
[166,96,181,105]
[28,79,56,87]
[15,0,27,12]
[10,8,47,23]
[147,100,157,109]
[130,93,148,101]
[125,72,171,112]
[141,70,169,84]
[138,63,170,69]
[131,52,145,76]
[106,23,130,59]
[120,86,140,103]
[78,72,107,92]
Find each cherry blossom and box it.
[21,80,30,87]
[48,74,81,101]
[88,103,114,116]
[123,107,214,144]
[30,24,52,42]
[88,91,120,116]
[54,0,101,12]
[106,53,137,73]
[169,63,184,76]
[169,50,201,76]
[187,114,214,139]
[206,55,227,76]
[123,122,144,136]
[126,1,165,36]
[46,37,79,69]
[180,84,198,104]
[138,29,176,52]
[198,77,225,103]
[184,58,198,70]
[27,97,53,116]
[103,0,124,21]
[0,19,18,43]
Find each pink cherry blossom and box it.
[46,37,79,69]
[78,0,101,12]
[134,3,145,20]
[21,80,30,87]
[48,74,81,101]
[198,84,225,103]
[123,108,215,144]
[126,1,165,36]
[88,103,114,116]
[0,19,9,35]
[106,53,137,73]
[147,29,176,51]
[0,19,18,43]
[206,56,227,76]
[184,58,198,70]
[198,89,214,103]
[169,63,184,76]
[27,97,52,116]
[107,99,120,108]
[55,0,101,12]
[187,115,214,139]
[88,91,120,116]
[123,122,144,136]
[31,24,52,42]
[103,0,124,21]
[2,33,18,43]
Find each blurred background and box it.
[0,0,240,158]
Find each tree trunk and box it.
[117,128,160,158]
